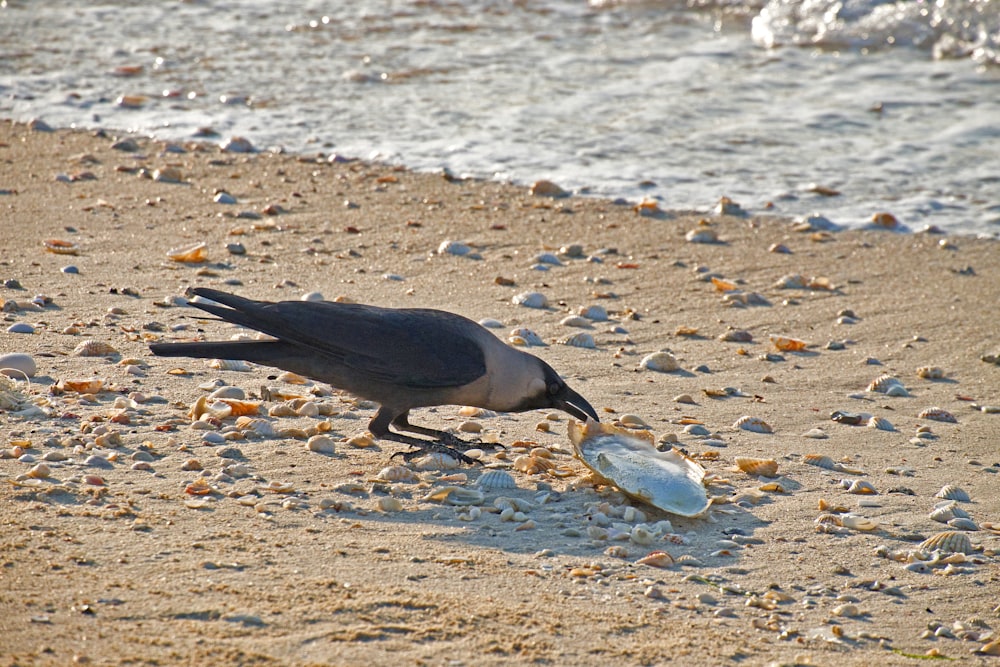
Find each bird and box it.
[149,288,599,463]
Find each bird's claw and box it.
[391,441,481,466]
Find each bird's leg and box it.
[390,412,506,453]
[368,408,479,465]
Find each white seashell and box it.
[847,479,878,495]
[733,416,773,434]
[438,240,472,256]
[478,318,504,329]
[476,469,517,491]
[867,416,895,431]
[773,274,807,289]
[0,353,37,378]
[375,465,420,483]
[209,359,253,372]
[235,417,277,438]
[560,332,596,349]
[832,603,861,618]
[535,252,563,266]
[935,484,970,502]
[630,525,656,546]
[916,366,944,379]
[509,327,545,346]
[919,531,972,554]
[929,501,969,523]
[73,340,119,357]
[306,435,337,455]
[885,384,910,397]
[493,496,534,513]
[578,305,608,322]
[946,517,978,531]
[640,351,679,373]
[512,292,548,309]
[377,497,404,512]
[209,385,246,400]
[918,407,957,423]
[867,374,903,393]
[840,514,878,531]
[412,452,460,471]
[569,420,710,517]
[802,428,828,439]
[685,228,718,244]
[560,315,592,328]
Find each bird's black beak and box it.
[554,385,599,422]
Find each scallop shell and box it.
[560,332,596,349]
[733,416,773,434]
[935,484,970,502]
[918,407,957,423]
[919,531,973,554]
[72,340,119,357]
[867,374,903,393]
[640,351,679,373]
[560,315,592,328]
[947,517,978,531]
[235,417,277,438]
[375,465,420,483]
[578,305,608,322]
[166,241,208,263]
[929,501,969,523]
[734,457,779,477]
[208,359,253,372]
[846,479,877,495]
[475,469,517,491]
[867,416,895,431]
[512,454,556,475]
[568,419,710,517]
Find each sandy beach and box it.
[1,119,998,666]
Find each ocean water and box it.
[2,0,998,236]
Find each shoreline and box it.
[2,119,999,666]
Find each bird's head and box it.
[518,359,599,422]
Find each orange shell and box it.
[636,551,674,568]
[166,242,208,263]
[769,335,807,352]
[711,277,738,292]
[735,457,779,477]
[219,399,262,417]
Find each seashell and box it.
[773,273,807,289]
[916,366,944,380]
[43,239,79,255]
[377,497,404,513]
[0,353,37,378]
[918,407,957,423]
[475,469,516,491]
[929,501,969,523]
[617,414,649,429]
[412,452,460,471]
[630,525,656,546]
[264,480,294,493]
[509,327,545,346]
[478,318,504,329]
[802,428,828,439]
[832,603,861,618]
[493,496,534,513]
[512,454,556,475]
[884,384,910,397]
[946,517,978,531]
[840,514,878,531]
[26,463,51,479]
[438,240,472,256]
[57,377,104,394]
[306,435,337,455]
[640,351,679,373]
[420,485,484,506]
[769,335,808,352]
[218,399,261,417]
[867,374,903,393]
[919,531,972,554]
[560,315,591,328]
[847,479,877,495]
[375,465,419,483]
[72,340,118,357]
[867,416,894,431]
[733,416,773,434]
[604,545,630,559]
[568,419,710,517]
[935,485,970,502]
[278,371,309,384]
[578,305,608,321]
[235,417,277,438]
[166,242,208,263]
[560,332,596,349]
[636,551,675,568]
[734,457,778,477]
[346,432,375,448]
[512,292,548,309]
[208,359,253,372]
[685,228,718,244]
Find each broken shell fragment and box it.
[568,419,710,517]
[166,242,208,263]
[72,340,119,357]
[734,457,779,477]
[733,416,773,434]
[916,366,944,379]
[412,452,460,471]
[840,514,878,531]
[769,335,808,352]
[918,407,957,423]
[57,378,104,394]
[420,486,484,506]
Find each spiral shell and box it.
[918,407,957,423]
[73,340,119,357]
[475,469,517,491]
[375,465,420,483]
[919,531,972,554]
[934,484,970,502]
[734,457,779,477]
[733,416,773,434]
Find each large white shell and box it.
[512,292,548,309]
[935,484,970,502]
[919,531,973,554]
[568,420,710,517]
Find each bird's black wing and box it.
[188,288,487,389]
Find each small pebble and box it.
[214,191,237,204]
[61,265,80,274]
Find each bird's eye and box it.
[548,382,561,395]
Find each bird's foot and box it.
[390,440,481,466]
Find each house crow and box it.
[149,288,599,462]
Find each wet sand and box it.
[1,119,999,666]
